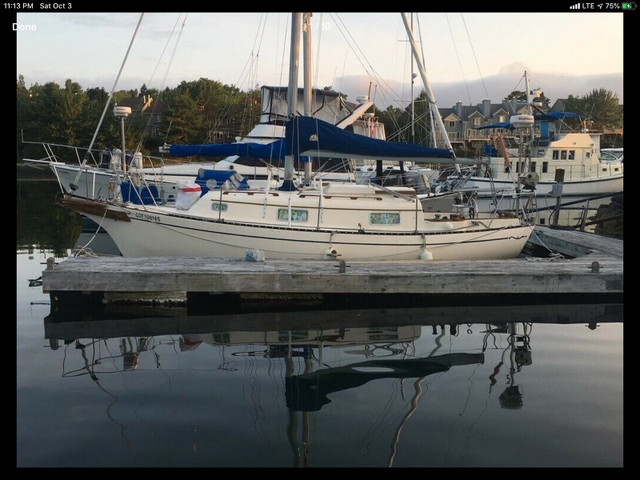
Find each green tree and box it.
[163,87,203,144]
[503,89,550,110]
[53,79,88,146]
[579,88,621,131]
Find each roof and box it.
[438,101,520,122]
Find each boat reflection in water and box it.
[43,302,621,467]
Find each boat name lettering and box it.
[134,212,161,223]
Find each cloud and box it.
[335,70,624,109]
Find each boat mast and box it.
[401,13,454,157]
[410,13,415,144]
[303,13,313,184]
[281,13,302,191]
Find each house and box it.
[550,98,623,146]
[437,99,529,153]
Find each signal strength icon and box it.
[569,3,581,8]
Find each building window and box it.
[568,150,575,160]
[370,212,400,225]
[552,150,559,160]
[449,121,456,128]
[278,208,308,222]
[560,150,567,160]
[530,162,536,172]
[542,162,548,173]
[472,117,481,127]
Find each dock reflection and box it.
[42,303,621,467]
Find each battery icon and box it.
[622,2,636,8]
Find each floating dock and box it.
[42,226,623,311]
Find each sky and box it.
[15,11,625,108]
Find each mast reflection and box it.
[43,303,621,467]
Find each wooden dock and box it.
[42,226,623,311]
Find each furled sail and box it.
[169,140,286,159]
[168,115,473,164]
[286,116,468,164]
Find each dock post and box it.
[551,169,565,227]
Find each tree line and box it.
[16,75,622,162]
[16,76,262,161]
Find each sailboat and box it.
[22,84,379,203]
[59,12,534,261]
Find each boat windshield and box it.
[601,149,623,162]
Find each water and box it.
[16,181,624,468]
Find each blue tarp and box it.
[169,116,472,165]
[286,116,464,164]
[169,140,286,159]
[535,111,586,120]
[195,169,250,194]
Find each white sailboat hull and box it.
[69,199,532,261]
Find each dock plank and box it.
[42,253,622,295]
[42,227,623,299]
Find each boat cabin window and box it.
[369,212,400,225]
[278,208,308,222]
[542,162,548,173]
[212,203,228,212]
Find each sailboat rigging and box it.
[40,12,535,261]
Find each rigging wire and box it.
[445,13,472,106]
[134,13,188,153]
[70,13,145,188]
[461,14,489,100]
[329,13,405,110]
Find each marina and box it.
[16,11,623,469]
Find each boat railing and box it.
[22,140,168,172]
[22,140,172,204]
[558,162,623,181]
[22,140,102,167]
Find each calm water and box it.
[16,181,624,468]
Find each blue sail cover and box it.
[168,115,470,165]
[534,111,586,120]
[169,140,286,159]
[286,116,464,164]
